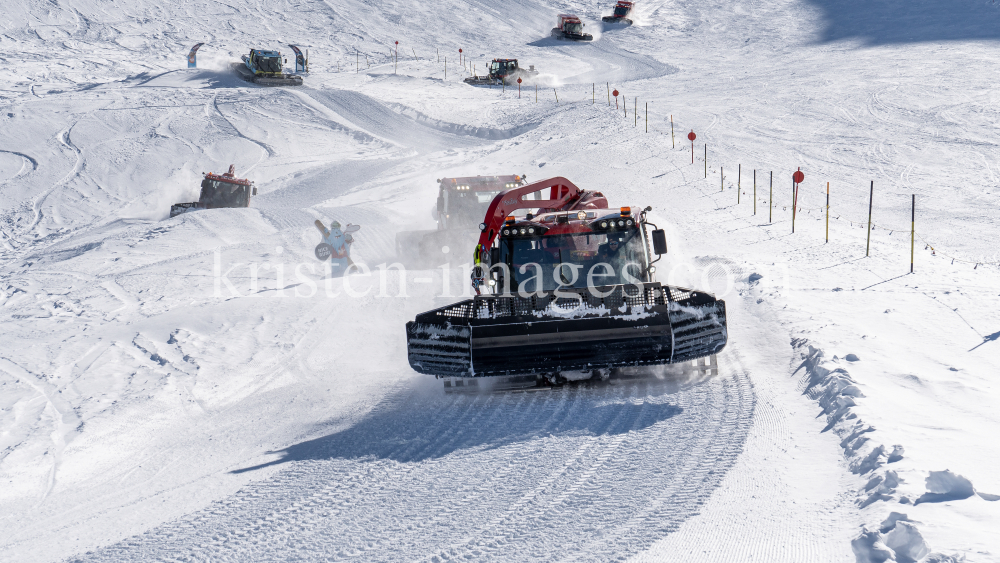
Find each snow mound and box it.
[851,528,895,563]
[915,470,975,505]
[884,521,929,563]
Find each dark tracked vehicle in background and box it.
[396,174,527,264]
[464,59,539,86]
[233,48,304,86]
[405,177,728,390]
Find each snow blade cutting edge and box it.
[406,283,727,378]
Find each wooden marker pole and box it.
[737,164,741,204]
[670,115,675,148]
[634,97,637,126]
[554,88,558,103]
[792,177,797,233]
[825,182,830,243]
[753,170,757,215]
[645,102,648,132]
[593,83,595,104]
[769,172,773,223]
[607,82,611,105]
[721,166,724,192]
[866,181,874,256]
[704,144,707,178]
[910,194,915,273]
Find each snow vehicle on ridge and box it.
[602,1,635,25]
[464,59,539,86]
[233,48,304,86]
[169,165,257,218]
[552,14,594,41]
[396,174,528,264]
[405,177,728,390]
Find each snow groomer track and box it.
[73,358,753,562]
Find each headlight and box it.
[600,221,608,228]
[519,228,526,234]
[528,227,535,234]
[488,279,496,286]
[618,220,625,226]
[649,266,656,273]
[479,223,487,231]
[626,219,634,226]
[503,229,509,235]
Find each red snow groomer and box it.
[602,1,635,25]
[405,177,728,389]
[551,14,594,41]
[169,165,257,218]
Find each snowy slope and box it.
[2,0,1000,561]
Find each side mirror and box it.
[436,196,444,212]
[652,229,668,255]
[252,187,257,196]
[490,247,500,264]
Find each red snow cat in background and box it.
[602,1,635,25]
[405,176,728,391]
[552,14,594,41]
[169,165,257,218]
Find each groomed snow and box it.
[1,0,999,561]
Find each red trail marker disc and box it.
[687,131,696,141]
[793,170,804,183]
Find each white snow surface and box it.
[2,0,1000,561]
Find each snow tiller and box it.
[233,48,303,86]
[170,165,257,217]
[396,174,528,265]
[405,177,728,387]
[552,14,594,41]
[602,1,635,25]
[464,59,539,86]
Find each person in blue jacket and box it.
[314,220,360,277]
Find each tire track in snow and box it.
[0,357,81,502]
[20,122,84,240]
[210,92,274,175]
[74,364,754,562]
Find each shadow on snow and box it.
[233,375,706,473]
[805,0,1000,45]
